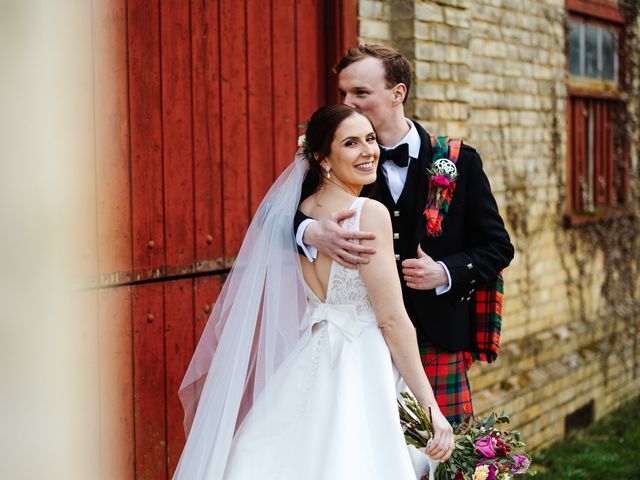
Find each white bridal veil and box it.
[173,154,311,479]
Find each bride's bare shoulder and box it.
[299,191,336,218]
[360,199,392,233]
[299,195,316,217]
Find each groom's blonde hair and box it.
[335,44,412,104]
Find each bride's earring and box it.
[324,165,331,179]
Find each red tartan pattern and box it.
[464,272,504,369]
[424,135,462,237]
[420,342,473,425]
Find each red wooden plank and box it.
[325,0,358,104]
[573,98,586,211]
[192,0,224,268]
[593,100,604,207]
[296,0,325,125]
[220,0,250,258]
[94,0,133,282]
[606,104,614,206]
[164,279,195,478]
[194,274,225,341]
[600,101,606,207]
[340,0,359,52]
[616,99,629,206]
[325,0,340,103]
[567,0,624,24]
[247,0,275,213]
[272,0,298,174]
[99,286,134,480]
[599,102,607,207]
[566,97,573,212]
[570,99,577,211]
[128,0,165,274]
[132,283,166,480]
[162,0,195,272]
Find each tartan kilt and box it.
[419,341,473,425]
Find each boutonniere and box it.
[424,157,458,237]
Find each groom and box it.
[295,45,514,423]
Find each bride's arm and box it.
[359,199,454,461]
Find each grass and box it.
[526,396,640,480]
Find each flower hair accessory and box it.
[297,134,314,162]
[296,121,314,161]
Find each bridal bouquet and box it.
[398,392,531,480]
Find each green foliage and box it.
[526,396,640,480]
[398,391,433,448]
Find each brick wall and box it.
[358,0,640,449]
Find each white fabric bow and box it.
[308,303,368,368]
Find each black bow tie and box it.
[380,143,409,167]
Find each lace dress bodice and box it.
[314,197,375,317]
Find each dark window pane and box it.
[569,21,582,76]
[585,24,599,78]
[602,28,616,81]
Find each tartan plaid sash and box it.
[425,133,505,368]
[464,272,504,368]
[424,134,462,237]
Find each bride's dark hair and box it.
[302,104,374,189]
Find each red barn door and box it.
[87,1,357,479]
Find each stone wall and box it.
[358,0,640,449]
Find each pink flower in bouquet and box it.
[510,453,530,473]
[475,436,496,458]
[431,174,451,188]
[453,470,464,480]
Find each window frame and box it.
[568,19,619,84]
[564,0,632,226]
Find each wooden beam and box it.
[567,0,624,24]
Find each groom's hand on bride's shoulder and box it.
[303,209,376,268]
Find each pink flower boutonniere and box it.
[424,158,459,237]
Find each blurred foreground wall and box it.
[0,1,100,478]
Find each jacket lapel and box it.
[412,122,433,246]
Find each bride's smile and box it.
[319,112,380,195]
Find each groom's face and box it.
[338,57,396,133]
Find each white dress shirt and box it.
[297,119,451,294]
[379,119,421,203]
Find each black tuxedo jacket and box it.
[295,120,514,351]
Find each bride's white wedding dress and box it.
[223,197,420,479]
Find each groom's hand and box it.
[303,209,376,268]
[402,245,448,290]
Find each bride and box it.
[173,104,454,479]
